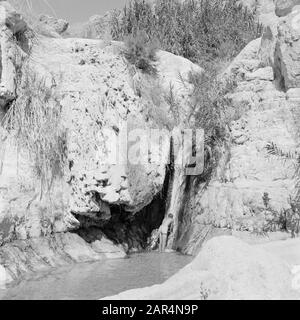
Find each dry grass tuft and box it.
[2,67,67,195]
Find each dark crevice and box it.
[74,166,172,252]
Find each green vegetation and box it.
[111,0,262,65]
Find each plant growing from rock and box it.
[123,30,159,75]
[180,65,237,183]
[2,68,67,197]
[264,142,300,237]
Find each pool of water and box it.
[0,252,193,300]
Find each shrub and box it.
[173,64,238,182]
[111,0,262,65]
[123,30,159,75]
[265,144,300,237]
[186,65,236,136]
[2,68,67,196]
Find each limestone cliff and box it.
[1,0,300,286]
[175,4,300,255]
[0,1,200,281]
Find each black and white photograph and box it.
[0,0,300,304]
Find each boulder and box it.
[0,1,27,34]
[275,6,300,89]
[0,31,199,248]
[38,14,69,35]
[91,238,127,259]
[275,0,300,17]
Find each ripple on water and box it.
[1,252,193,300]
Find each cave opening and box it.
[75,167,172,252]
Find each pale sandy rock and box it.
[0,6,199,255]
[91,237,127,259]
[103,236,296,300]
[38,14,69,35]
[287,88,300,101]
[0,1,27,34]
[60,232,100,262]
[245,66,274,81]
[177,37,298,254]
[0,232,122,281]
[0,264,6,288]
[275,6,300,89]
[257,238,300,266]
[275,0,300,17]
[0,2,28,108]
[27,37,197,218]
[157,50,203,92]
[225,38,262,76]
[0,138,79,244]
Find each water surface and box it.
[0,252,192,300]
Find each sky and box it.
[32,0,128,22]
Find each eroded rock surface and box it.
[176,35,299,254]
[0,232,126,282]
[0,1,200,279]
[275,6,300,89]
[275,0,300,17]
[38,14,69,35]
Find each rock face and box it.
[0,232,127,282]
[0,1,27,34]
[0,2,200,279]
[0,1,28,109]
[0,264,6,288]
[275,6,300,89]
[275,0,300,17]
[26,38,196,219]
[91,238,126,259]
[176,36,299,255]
[104,236,297,300]
[38,14,69,35]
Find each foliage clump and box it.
[123,30,159,75]
[2,69,67,195]
[111,0,262,65]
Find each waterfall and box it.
[165,163,187,250]
[165,127,204,250]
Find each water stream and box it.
[0,252,193,300]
